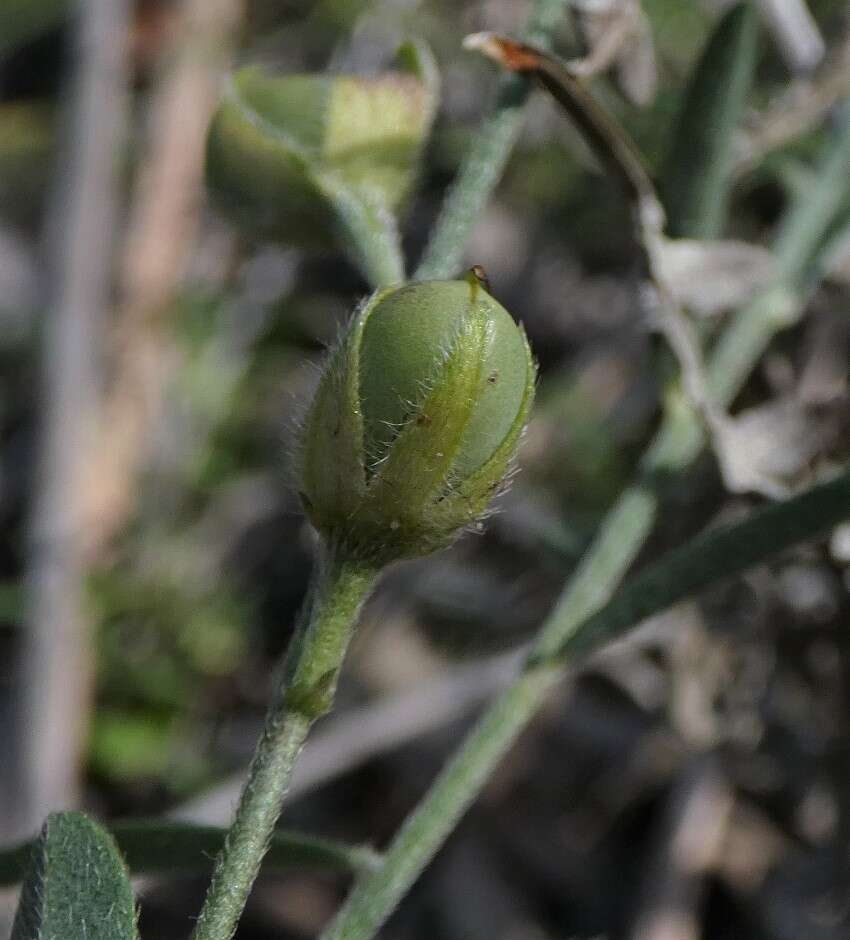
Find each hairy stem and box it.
[414,0,566,280]
[321,176,406,288]
[190,547,380,940]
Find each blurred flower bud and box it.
[299,277,536,560]
[206,43,438,247]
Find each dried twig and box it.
[82,0,242,558]
[3,0,132,843]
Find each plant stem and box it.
[190,547,380,940]
[320,467,850,940]
[321,175,407,288]
[414,0,567,281]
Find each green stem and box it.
[190,547,380,940]
[320,467,850,940]
[414,0,567,281]
[532,484,656,659]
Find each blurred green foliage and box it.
[91,562,248,787]
[0,104,54,228]
[0,0,67,59]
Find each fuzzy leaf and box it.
[10,812,138,940]
[323,73,433,208]
[206,46,439,286]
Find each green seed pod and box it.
[206,44,438,247]
[299,277,536,561]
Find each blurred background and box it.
[1,0,850,937]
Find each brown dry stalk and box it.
[7,0,132,845]
[83,0,243,559]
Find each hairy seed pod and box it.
[299,277,536,561]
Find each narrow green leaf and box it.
[464,33,658,222]
[10,812,138,940]
[663,3,759,238]
[0,821,382,886]
[772,103,850,282]
[548,465,850,663]
[111,821,382,878]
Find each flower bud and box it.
[206,46,437,247]
[299,277,536,560]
